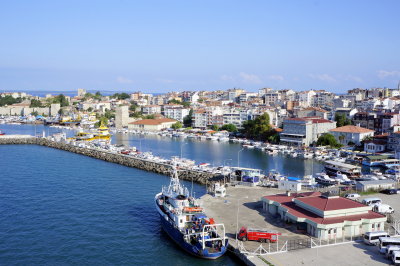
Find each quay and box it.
[0,135,216,184]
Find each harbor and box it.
[3,125,400,265]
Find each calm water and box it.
[0,124,324,265]
[0,145,238,265]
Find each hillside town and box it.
[2,86,400,154]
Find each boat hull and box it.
[155,197,227,259]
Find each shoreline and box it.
[0,135,217,185]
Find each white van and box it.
[379,237,400,253]
[345,193,360,200]
[392,250,400,265]
[363,231,389,245]
[362,197,382,206]
[386,245,400,259]
[373,204,394,214]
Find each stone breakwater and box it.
[0,137,217,185]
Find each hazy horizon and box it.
[1,1,399,93]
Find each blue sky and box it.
[0,0,399,93]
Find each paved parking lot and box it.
[202,186,400,265]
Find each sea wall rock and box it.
[0,137,217,185]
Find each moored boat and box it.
[155,167,228,259]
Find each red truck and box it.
[238,227,281,242]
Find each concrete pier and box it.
[0,135,217,184]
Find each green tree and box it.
[0,95,22,106]
[316,133,341,148]
[53,94,69,107]
[94,91,102,100]
[143,114,155,119]
[220,124,238,132]
[335,113,351,127]
[211,124,219,131]
[104,109,115,119]
[87,107,93,112]
[112,93,130,100]
[183,109,193,127]
[171,121,183,130]
[241,113,273,141]
[129,102,139,112]
[95,116,108,127]
[168,99,191,108]
[30,99,43,108]
[31,111,39,116]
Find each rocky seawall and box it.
[0,137,217,185]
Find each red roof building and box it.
[262,192,386,240]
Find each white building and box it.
[330,125,375,145]
[263,192,386,240]
[163,106,190,122]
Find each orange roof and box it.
[129,118,176,125]
[330,125,374,134]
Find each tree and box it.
[183,109,193,127]
[220,124,238,133]
[87,107,93,112]
[0,95,22,106]
[241,113,273,141]
[143,114,155,119]
[335,113,351,127]
[129,102,139,112]
[168,99,191,108]
[111,93,130,100]
[53,94,69,107]
[211,124,219,131]
[95,116,108,127]
[171,121,183,130]
[316,133,341,148]
[104,109,115,119]
[338,134,345,144]
[30,99,43,108]
[31,111,39,116]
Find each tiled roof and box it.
[264,193,385,225]
[330,125,374,134]
[295,196,366,211]
[282,202,384,224]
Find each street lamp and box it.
[237,148,244,167]
[236,196,249,242]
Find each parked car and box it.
[362,197,382,206]
[380,189,398,195]
[373,204,395,214]
[344,193,360,200]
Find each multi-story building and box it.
[296,90,316,107]
[142,105,162,115]
[352,112,376,130]
[163,105,190,122]
[313,90,335,108]
[374,112,400,134]
[296,107,328,119]
[264,91,281,106]
[280,117,336,146]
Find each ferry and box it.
[324,160,361,179]
[155,167,228,259]
[70,124,111,141]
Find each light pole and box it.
[180,142,188,159]
[237,148,244,167]
[236,196,248,242]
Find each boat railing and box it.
[200,224,226,250]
